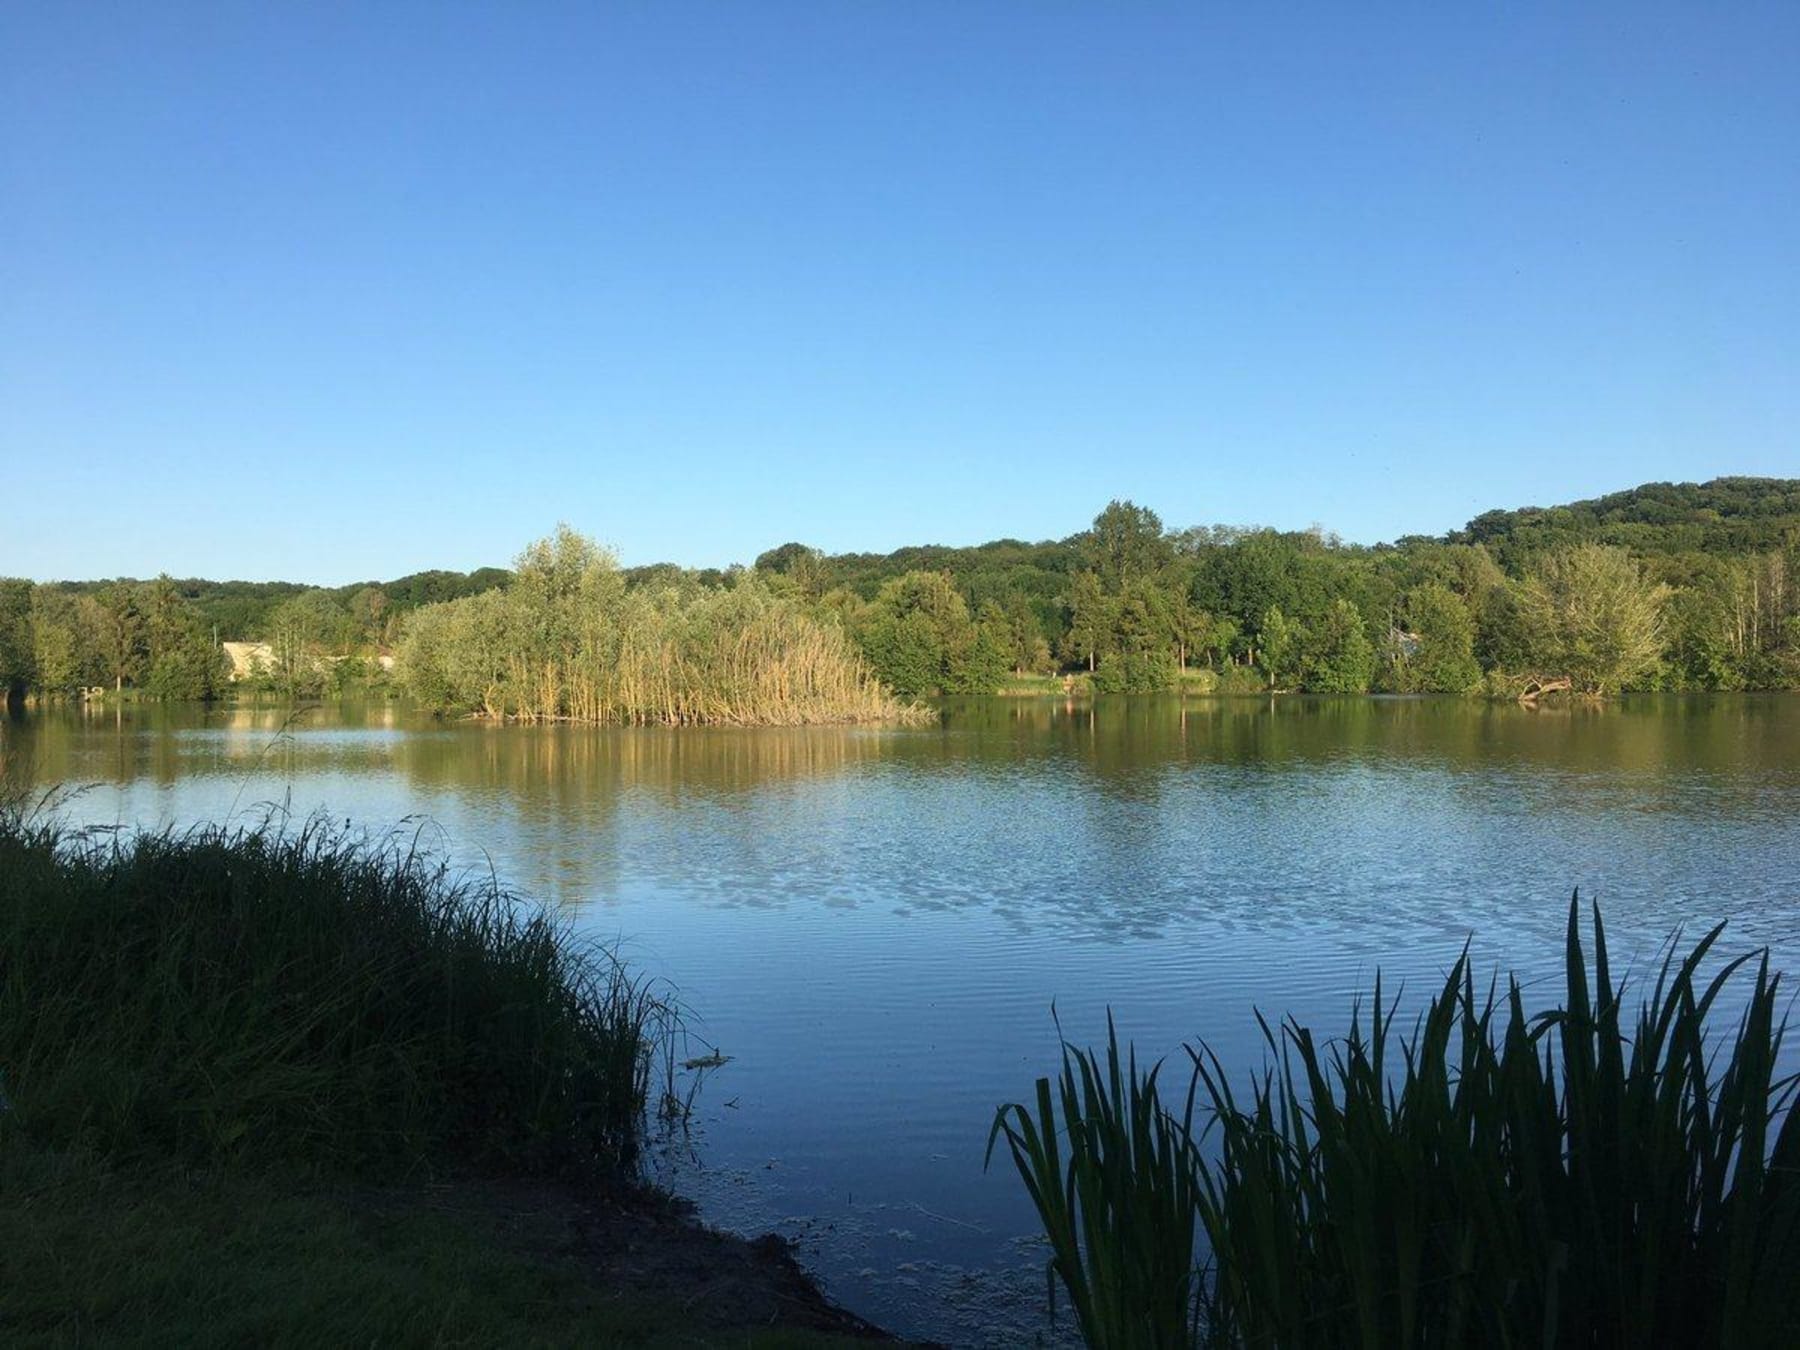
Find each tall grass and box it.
[990,899,1799,1347]
[398,527,929,726]
[0,806,675,1174]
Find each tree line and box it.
[0,567,519,702]
[4,477,1797,705]
[0,577,230,701]
[761,481,1799,697]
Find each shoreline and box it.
[0,807,911,1346]
[3,1141,910,1347]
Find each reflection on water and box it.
[4,694,1799,1346]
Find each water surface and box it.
[6,695,1798,1345]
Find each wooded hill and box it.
[1449,477,1800,565]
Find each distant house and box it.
[221,641,275,681]
[1388,629,1423,659]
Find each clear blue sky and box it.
[3,3,1796,584]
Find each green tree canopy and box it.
[1391,584,1481,693]
[1516,544,1670,694]
[1302,599,1375,693]
[1260,607,1303,690]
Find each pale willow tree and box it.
[1518,544,1671,694]
[1259,606,1302,690]
[264,591,347,698]
[400,527,916,726]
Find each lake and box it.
[5,694,1798,1345]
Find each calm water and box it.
[6,695,1799,1345]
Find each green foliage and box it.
[992,900,1800,1347]
[1209,661,1269,695]
[1516,544,1671,694]
[859,607,942,698]
[1455,476,1800,569]
[0,580,32,695]
[0,810,671,1175]
[1060,503,1186,691]
[262,589,351,697]
[1258,606,1302,689]
[856,570,978,696]
[26,589,86,692]
[91,582,146,691]
[20,477,1800,698]
[1200,614,1241,669]
[987,1016,1202,1348]
[21,568,509,673]
[346,584,395,647]
[1001,593,1055,674]
[141,575,229,700]
[1165,588,1211,673]
[1092,580,1177,693]
[951,601,1016,694]
[1301,598,1375,693]
[851,569,1016,696]
[1193,527,1351,636]
[753,541,829,597]
[1661,553,1800,691]
[8,577,226,700]
[1388,582,1482,693]
[1060,571,1114,674]
[1087,500,1173,591]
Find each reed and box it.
[0,806,676,1175]
[990,899,1799,1348]
[399,528,930,726]
[987,1012,1206,1346]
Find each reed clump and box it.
[0,806,674,1175]
[398,525,929,726]
[990,899,1799,1348]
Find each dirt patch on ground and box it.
[360,1174,907,1343]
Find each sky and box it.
[2,3,1796,585]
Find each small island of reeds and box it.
[399,526,929,726]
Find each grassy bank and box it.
[992,901,1799,1347]
[1,1143,884,1347]
[0,807,887,1346]
[0,809,668,1172]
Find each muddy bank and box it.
[351,1173,918,1344]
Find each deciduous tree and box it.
[1517,544,1669,694]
